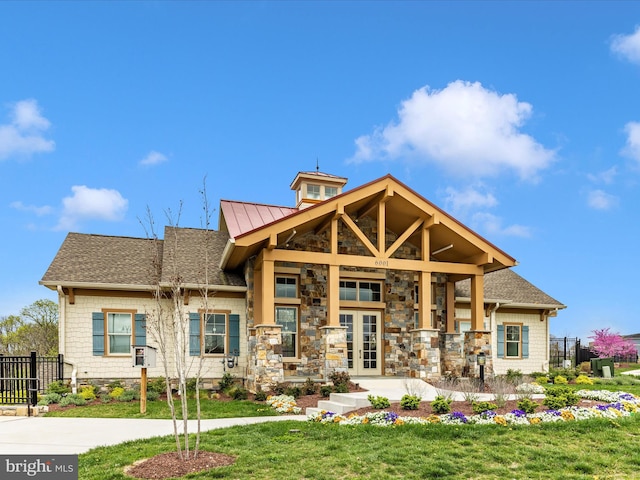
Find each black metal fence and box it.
[0,352,64,405]
[549,337,638,369]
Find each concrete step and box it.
[306,392,372,416]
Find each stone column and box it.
[464,330,492,378]
[319,326,348,381]
[409,328,441,379]
[247,324,284,392]
[441,333,466,377]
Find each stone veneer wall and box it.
[464,330,493,377]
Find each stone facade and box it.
[247,324,284,392]
[464,330,493,377]
[409,328,441,379]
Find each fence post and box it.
[0,353,4,393]
[29,351,38,405]
[57,353,64,382]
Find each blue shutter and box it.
[92,312,105,356]
[497,324,504,358]
[134,313,146,346]
[189,313,201,356]
[522,326,529,359]
[229,314,240,356]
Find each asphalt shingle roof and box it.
[456,268,564,307]
[41,229,245,289]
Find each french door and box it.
[339,310,382,376]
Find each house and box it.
[40,172,565,391]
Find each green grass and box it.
[44,398,278,419]
[78,415,640,479]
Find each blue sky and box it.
[2,2,640,342]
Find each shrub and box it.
[59,394,87,407]
[319,385,332,397]
[227,386,248,400]
[430,395,451,414]
[99,394,111,404]
[107,380,124,392]
[335,382,350,393]
[79,385,97,401]
[535,376,550,385]
[284,385,302,399]
[505,369,523,384]
[145,390,160,401]
[218,373,235,392]
[554,375,568,385]
[472,401,498,414]
[579,361,591,373]
[302,377,318,395]
[401,394,421,411]
[575,374,593,385]
[46,380,70,395]
[38,393,62,405]
[272,382,288,396]
[487,376,514,408]
[543,385,580,409]
[329,370,350,389]
[254,389,268,402]
[109,387,125,399]
[117,390,136,402]
[367,395,391,409]
[147,377,167,395]
[517,397,539,414]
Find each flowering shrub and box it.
[554,375,568,385]
[307,390,639,427]
[516,382,545,394]
[266,394,302,414]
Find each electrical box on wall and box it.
[132,345,156,368]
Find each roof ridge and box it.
[220,199,298,210]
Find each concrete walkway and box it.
[0,415,304,455]
[621,369,640,376]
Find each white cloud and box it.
[348,80,556,180]
[10,201,53,216]
[587,166,618,185]
[57,185,128,230]
[611,26,640,65]
[443,185,498,215]
[587,189,618,211]
[471,212,532,238]
[0,99,55,160]
[140,150,168,166]
[622,121,640,162]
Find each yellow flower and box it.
[395,419,405,426]
[528,417,541,425]
[494,416,507,426]
[363,418,369,424]
[561,411,575,421]
[426,415,441,424]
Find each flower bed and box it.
[307,390,639,427]
[266,394,302,414]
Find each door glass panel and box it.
[362,314,377,369]
[339,313,354,369]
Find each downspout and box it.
[57,286,77,394]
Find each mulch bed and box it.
[124,451,236,479]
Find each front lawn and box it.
[44,397,278,419]
[79,415,640,479]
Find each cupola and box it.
[290,169,348,209]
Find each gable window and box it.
[340,280,381,302]
[497,323,529,359]
[275,276,297,298]
[325,186,338,198]
[276,306,298,358]
[92,309,145,356]
[204,313,226,354]
[189,311,240,357]
[307,184,320,199]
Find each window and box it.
[204,313,226,354]
[189,312,240,357]
[340,280,382,302]
[107,312,132,354]
[275,276,297,298]
[505,324,521,357]
[276,306,298,358]
[325,186,338,198]
[307,184,320,199]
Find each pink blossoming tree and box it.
[589,327,637,358]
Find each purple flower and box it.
[322,411,336,419]
[607,402,624,411]
[619,393,635,401]
[510,409,527,418]
[450,411,468,423]
[479,410,497,418]
[596,404,610,411]
[545,409,561,416]
[385,412,399,423]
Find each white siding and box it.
[61,294,247,382]
[493,311,548,375]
